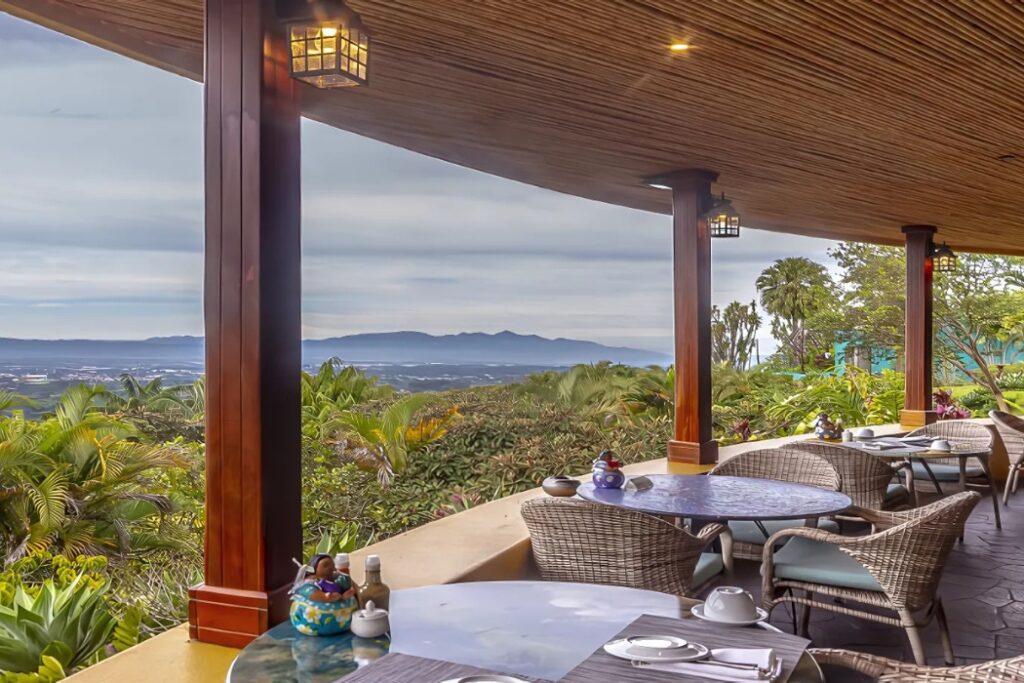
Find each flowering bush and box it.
[933,389,971,420]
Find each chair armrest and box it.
[842,504,919,530]
[809,649,922,677]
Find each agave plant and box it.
[0,575,115,676]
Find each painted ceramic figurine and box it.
[289,553,358,636]
[813,412,843,441]
[592,449,625,489]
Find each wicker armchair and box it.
[990,411,1024,505]
[811,648,1024,682]
[762,491,982,666]
[794,441,911,510]
[521,497,732,598]
[709,448,841,559]
[905,421,999,528]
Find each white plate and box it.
[603,635,710,662]
[690,603,769,626]
[441,677,532,683]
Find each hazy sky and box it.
[0,13,839,354]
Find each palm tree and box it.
[301,358,394,439]
[0,386,186,562]
[756,257,833,371]
[101,374,193,417]
[332,393,458,485]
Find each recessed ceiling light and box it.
[669,43,691,52]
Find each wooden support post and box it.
[901,225,938,428]
[188,0,303,648]
[662,169,719,465]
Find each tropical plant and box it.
[100,375,191,417]
[301,359,394,439]
[711,301,761,370]
[764,368,904,433]
[933,389,972,420]
[0,386,187,562]
[332,394,458,485]
[756,257,836,371]
[0,575,115,676]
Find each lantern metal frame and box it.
[279,0,369,88]
[932,242,958,273]
[703,193,741,238]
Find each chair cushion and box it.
[692,552,724,588]
[912,462,983,481]
[728,519,840,546]
[885,483,909,503]
[768,536,882,592]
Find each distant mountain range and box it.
[0,331,669,367]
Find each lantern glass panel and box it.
[288,17,370,88]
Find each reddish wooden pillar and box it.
[663,169,719,464]
[188,0,302,648]
[900,225,938,428]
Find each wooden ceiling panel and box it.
[2,0,1022,253]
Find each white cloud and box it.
[0,13,838,353]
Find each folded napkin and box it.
[630,648,781,681]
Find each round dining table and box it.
[227,580,824,682]
[838,439,1000,529]
[577,474,852,538]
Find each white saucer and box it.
[441,677,531,683]
[603,635,709,662]
[691,603,769,626]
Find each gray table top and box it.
[839,440,991,458]
[577,474,851,522]
[227,581,823,682]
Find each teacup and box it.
[703,586,758,623]
[931,439,953,453]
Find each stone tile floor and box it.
[724,490,1022,680]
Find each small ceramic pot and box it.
[542,475,580,497]
[350,600,390,639]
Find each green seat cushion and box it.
[692,552,724,588]
[885,483,909,502]
[728,519,840,546]
[912,462,983,481]
[768,536,882,592]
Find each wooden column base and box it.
[900,409,938,429]
[188,583,292,648]
[667,439,719,465]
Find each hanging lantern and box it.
[932,242,958,273]
[283,0,369,88]
[703,193,741,238]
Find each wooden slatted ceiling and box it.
[3,0,1023,253]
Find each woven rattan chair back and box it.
[990,411,1024,505]
[990,411,1024,468]
[847,491,979,612]
[906,420,994,468]
[794,441,896,509]
[521,497,716,597]
[710,447,841,491]
[811,648,1024,682]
